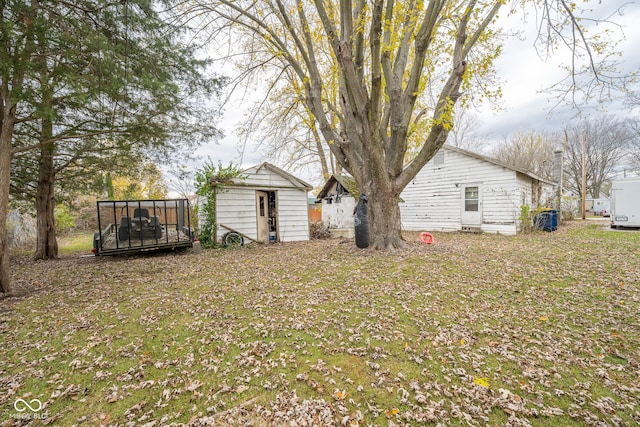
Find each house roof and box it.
[441,145,556,185]
[586,195,610,201]
[316,175,358,199]
[316,145,555,201]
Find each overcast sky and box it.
[185,1,640,187]
[476,1,640,144]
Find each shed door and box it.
[256,191,269,242]
[461,185,482,226]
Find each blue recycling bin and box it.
[535,210,558,232]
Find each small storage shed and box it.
[316,175,358,238]
[400,145,556,235]
[214,162,312,243]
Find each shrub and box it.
[310,222,331,239]
[55,204,76,235]
[518,204,533,233]
[194,160,244,248]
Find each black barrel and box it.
[354,194,370,248]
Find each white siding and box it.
[216,187,310,243]
[515,175,556,207]
[322,196,356,229]
[198,163,310,243]
[541,182,556,206]
[216,188,258,240]
[320,180,356,230]
[217,166,309,242]
[400,148,523,235]
[512,174,533,232]
[276,189,310,242]
[237,165,304,189]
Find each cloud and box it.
[477,2,640,142]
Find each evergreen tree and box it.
[1,0,224,293]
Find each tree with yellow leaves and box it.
[184,0,628,249]
[111,163,168,201]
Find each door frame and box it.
[461,184,482,226]
[256,191,269,242]
[255,190,278,242]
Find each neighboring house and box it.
[399,145,556,235]
[209,162,312,243]
[316,175,358,238]
[589,196,611,216]
[560,191,581,219]
[584,198,594,213]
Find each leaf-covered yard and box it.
[1,220,639,426]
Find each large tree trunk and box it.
[33,50,58,261]
[357,162,405,250]
[0,108,14,294]
[33,125,58,260]
[1,0,37,293]
[367,193,404,250]
[33,157,58,260]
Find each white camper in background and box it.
[610,178,640,228]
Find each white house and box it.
[316,175,358,238]
[399,145,556,235]
[212,162,312,243]
[588,196,611,216]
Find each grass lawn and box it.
[57,232,95,256]
[1,220,638,426]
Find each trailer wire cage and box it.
[93,199,194,256]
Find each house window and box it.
[465,186,479,212]
[259,196,266,217]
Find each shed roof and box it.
[226,162,313,190]
[316,175,358,199]
[255,162,313,190]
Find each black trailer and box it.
[93,199,194,256]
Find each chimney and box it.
[553,150,563,211]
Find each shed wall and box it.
[240,165,304,189]
[216,188,258,240]
[320,180,356,230]
[321,197,356,230]
[276,189,310,242]
[198,163,311,244]
[216,187,309,243]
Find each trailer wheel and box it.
[223,232,244,247]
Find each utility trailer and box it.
[610,178,640,229]
[93,199,195,256]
